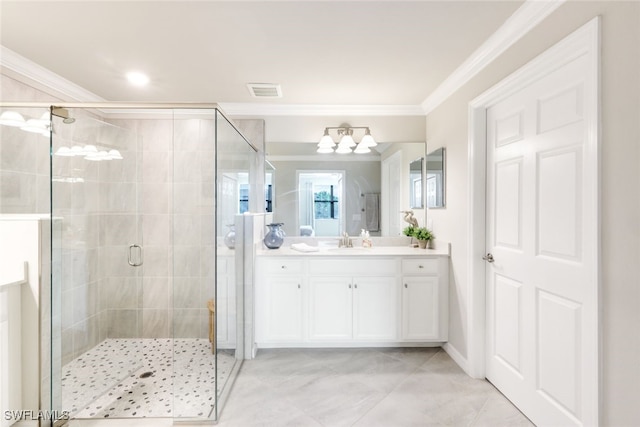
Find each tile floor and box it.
[61,338,234,419]
[216,347,534,427]
[45,347,533,427]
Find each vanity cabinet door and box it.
[308,276,352,341]
[352,276,398,340]
[257,276,304,342]
[402,276,439,340]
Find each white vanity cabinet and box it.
[255,247,448,348]
[401,258,448,341]
[307,275,397,342]
[351,276,398,340]
[308,276,353,340]
[307,258,397,342]
[255,258,305,343]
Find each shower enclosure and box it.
[0,103,256,424]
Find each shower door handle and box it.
[128,244,143,267]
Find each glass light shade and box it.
[108,149,123,160]
[20,118,49,135]
[335,144,352,154]
[55,147,74,156]
[360,133,377,147]
[354,144,371,154]
[83,145,98,155]
[339,134,356,148]
[316,146,334,154]
[318,134,335,148]
[0,111,26,127]
[70,146,84,156]
[85,150,110,161]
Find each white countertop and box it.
[257,244,449,257]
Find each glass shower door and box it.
[51,109,145,419]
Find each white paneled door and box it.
[485,48,597,426]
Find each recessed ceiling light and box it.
[126,71,150,87]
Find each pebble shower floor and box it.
[61,338,234,419]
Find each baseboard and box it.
[443,342,471,375]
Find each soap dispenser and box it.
[362,230,372,248]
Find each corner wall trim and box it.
[0,45,106,103]
[421,0,565,114]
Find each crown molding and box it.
[0,45,106,103]
[219,103,425,117]
[420,0,565,114]
[2,0,563,117]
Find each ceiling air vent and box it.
[247,83,282,98]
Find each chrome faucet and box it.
[339,232,353,248]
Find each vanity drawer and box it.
[309,258,396,276]
[402,259,439,275]
[260,258,304,275]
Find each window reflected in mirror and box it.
[426,147,445,208]
[298,171,344,236]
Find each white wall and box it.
[426,2,640,424]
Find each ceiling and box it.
[0,1,523,108]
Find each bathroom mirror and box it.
[266,141,425,236]
[426,147,446,208]
[409,157,424,209]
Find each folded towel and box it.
[290,243,320,253]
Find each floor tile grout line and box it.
[347,348,444,426]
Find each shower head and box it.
[52,107,75,124]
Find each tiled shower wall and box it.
[104,117,216,341]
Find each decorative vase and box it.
[224,224,235,249]
[264,223,285,249]
[418,239,428,249]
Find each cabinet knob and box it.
[298,284,301,289]
[348,284,352,288]
[418,265,424,269]
[354,284,358,289]
[404,283,408,288]
[281,265,287,269]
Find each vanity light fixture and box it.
[0,111,50,136]
[316,126,377,154]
